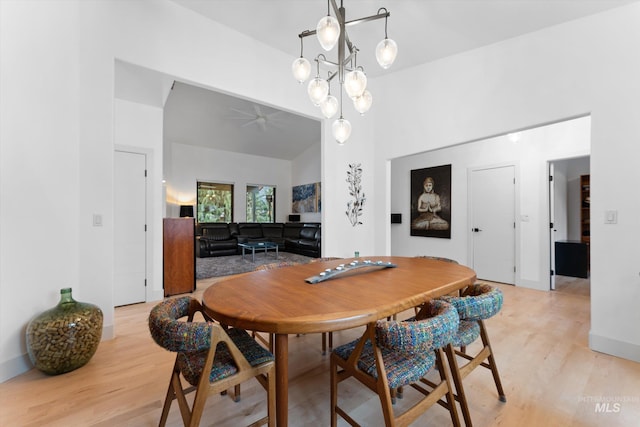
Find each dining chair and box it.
[439,283,506,427]
[148,296,275,427]
[330,299,462,427]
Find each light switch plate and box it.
[604,210,617,224]
[93,214,103,227]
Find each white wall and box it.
[166,143,292,223]
[376,4,640,361]
[0,0,81,381]
[0,0,324,381]
[390,117,590,290]
[291,142,322,223]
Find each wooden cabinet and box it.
[163,218,195,297]
[580,175,590,243]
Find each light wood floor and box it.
[555,274,590,297]
[1,277,639,427]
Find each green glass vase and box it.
[26,288,103,375]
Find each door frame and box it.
[115,145,155,303]
[467,161,521,286]
[549,162,556,290]
[547,155,591,291]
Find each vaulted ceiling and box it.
[158,0,634,160]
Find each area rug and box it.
[196,252,313,279]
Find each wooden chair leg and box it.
[330,357,338,427]
[479,320,506,402]
[158,371,178,427]
[445,343,472,427]
[436,347,462,427]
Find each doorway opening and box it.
[548,156,590,296]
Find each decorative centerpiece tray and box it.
[305,259,397,284]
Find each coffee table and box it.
[238,241,279,262]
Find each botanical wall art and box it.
[292,182,321,213]
[346,163,365,226]
[410,164,451,238]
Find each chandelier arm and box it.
[298,29,317,38]
[378,8,389,38]
[316,57,355,74]
[344,10,389,27]
[330,0,343,23]
[337,4,346,83]
[297,9,388,40]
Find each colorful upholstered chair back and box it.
[414,255,459,264]
[375,299,459,353]
[149,296,212,353]
[441,283,503,321]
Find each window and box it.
[197,182,233,223]
[246,185,275,223]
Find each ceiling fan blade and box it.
[241,119,259,128]
[229,107,255,117]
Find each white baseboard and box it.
[589,332,640,363]
[101,323,115,341]
[2,324,118,383]
[0,353,31,383]
[517,278,549,291]
[149,289,164,303]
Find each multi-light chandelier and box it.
[292,0,397,144]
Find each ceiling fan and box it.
[229,104,284,132]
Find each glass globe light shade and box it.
[332,117,352,144]
[344,69,367,98]
[307,77,329,106]
[353,90,372,115]
[375,38,398,69]
[320,95,339,119]
[291,57,311,83]
[316,15,340,51]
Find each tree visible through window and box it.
[197,182,233,223]
[246,185,275,223]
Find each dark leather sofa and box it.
[196,222,321,258]
[195,223,238,258]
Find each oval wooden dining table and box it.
[202,256,477,426]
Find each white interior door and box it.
[114,151,146,306]
[471,165,515,284]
